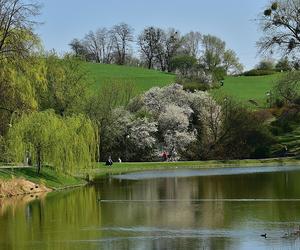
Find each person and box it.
[283,145,288,157]
[172,148,177,161]
[162,151,167,161]
[118,157,122,163]
[105,156,113,166]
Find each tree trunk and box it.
[148,58,152,69]
[36,146,41,174]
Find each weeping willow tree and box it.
[7,110,98,174]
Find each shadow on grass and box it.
[0,167,61,185]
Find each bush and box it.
[182,82,211,92]
[270,108,300,134]
[170,55,197,76]
[212,67,226,81]
[275,58,292,72]
[273,71,300,105]
[243,69,276,76]
[205,99,275,160]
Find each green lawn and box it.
[84,63,175,92]
[211,74,282,107]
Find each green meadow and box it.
[84,62,281,107]
[211,74,281,107]
[84,62,176,92]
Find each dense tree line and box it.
[69,24,244,77]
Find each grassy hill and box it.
[84,63,281,107]
[84,63,176,92]
[211,74,282,107]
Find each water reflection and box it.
[1,168,300,249]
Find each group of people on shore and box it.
[105,147,178,166]
[161,147,178,162]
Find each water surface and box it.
[1,166,300,249]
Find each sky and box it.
[37,0,269,70]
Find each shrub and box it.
[182,82,211,92]
[243,69,276,76]
[212,66,227,81]
[273,71,300,105]
[203,99,275,160]
[270,108,300,134]
[170,55,197,76]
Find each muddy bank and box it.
[0,178,51,198]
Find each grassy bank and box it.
[0,167,86,190]
[90,157,300,177]
[2,157,300,190]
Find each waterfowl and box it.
[260,233,267,238]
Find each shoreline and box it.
[0,167,87,198]
[1,157,300,197]
[90,157,300,178]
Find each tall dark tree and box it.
[138,27,164,69]
[69,38,88,59]
[111,23,134,65]
[164,29,183,72]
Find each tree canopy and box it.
[8,110,97,173]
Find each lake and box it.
[1,166,300,249]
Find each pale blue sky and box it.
[37,0,269,69]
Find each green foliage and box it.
[212,66,227,81]
[273,71,300,104]
[7,110,97,173]
[209,99,275,159]
[243,69,276,76]
[170,55,197,76]
[182,82,212,92]
[0,56,46,136]
[85,82,136,161]
[39,54,90,116]
[257,60,275,71]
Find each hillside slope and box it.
[84,63,176,92]
[212,74,282,107]
[84,63,283,107]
